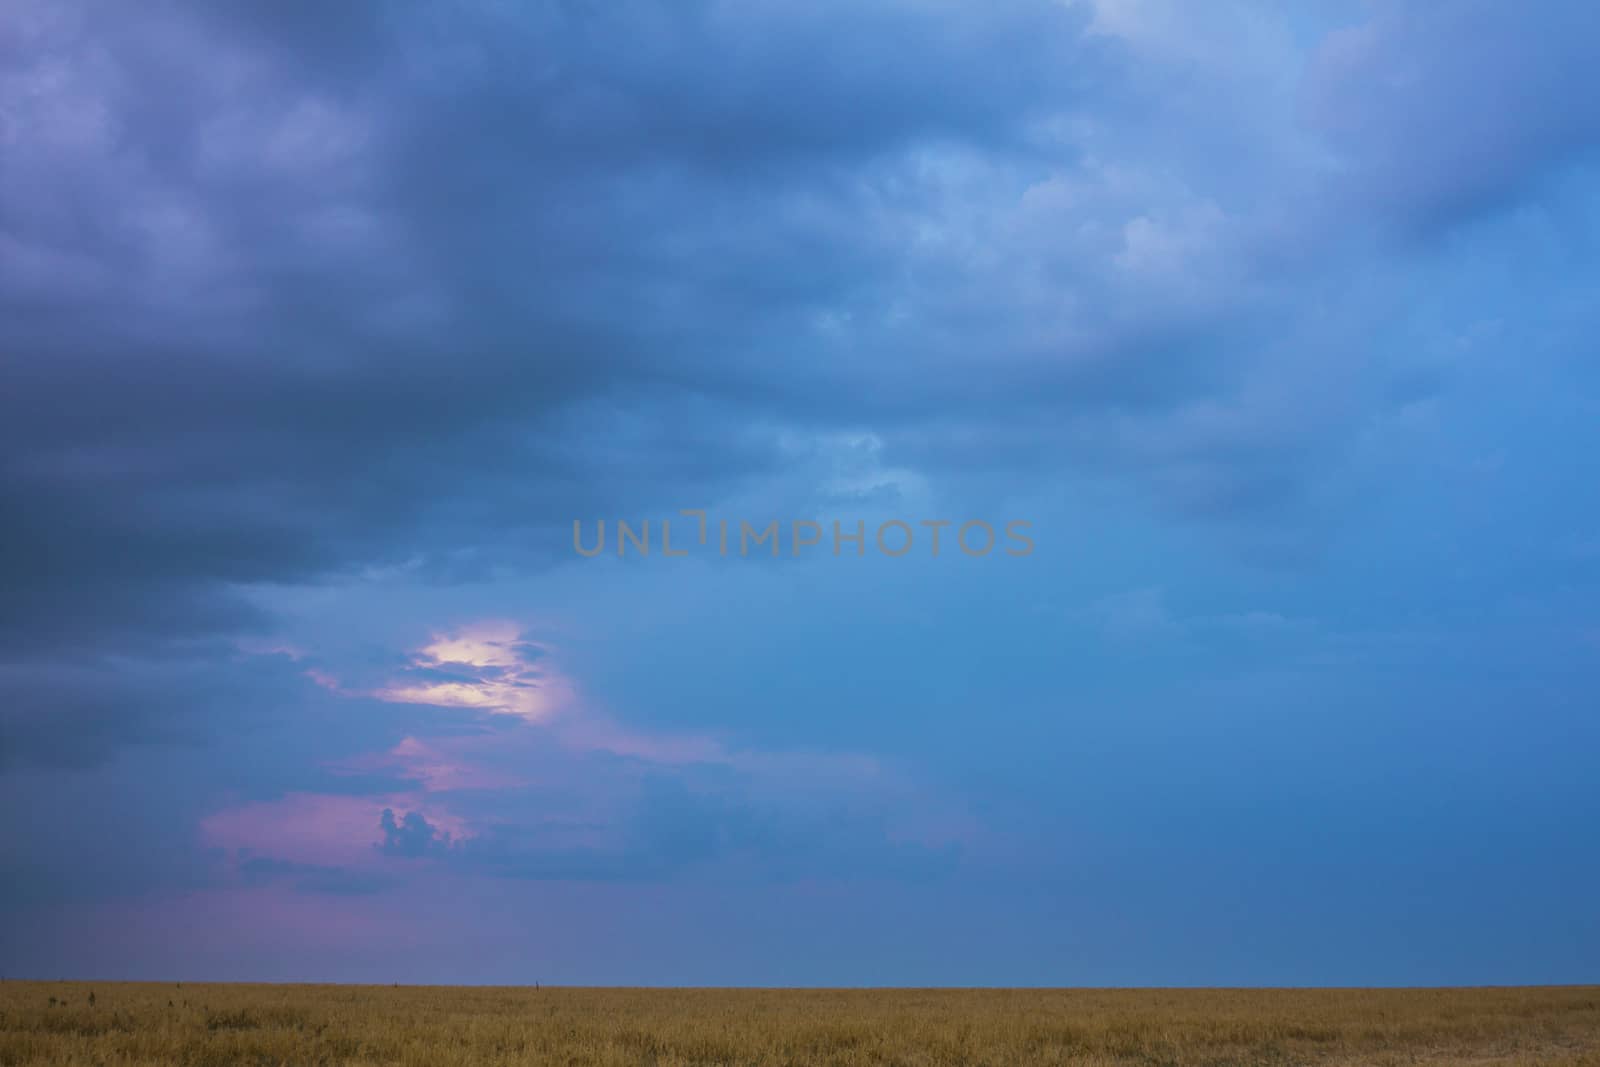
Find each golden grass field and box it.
[2,983,1597,1066]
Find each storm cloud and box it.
[3,0,1599,984]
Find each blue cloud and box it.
[2,0,1598,985]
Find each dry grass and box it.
[2,982,1597,1066]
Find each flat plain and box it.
[2,982,1598,1066]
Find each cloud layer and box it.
[4,0,1600,984]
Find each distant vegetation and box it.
[2,982,1598,1065]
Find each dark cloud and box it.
[3,0,1597,779]
[1303,0,1600,235]
[0,651,301,772]
[0,0,1106,781]
[378,808,450,858]
[0,0,1102,670]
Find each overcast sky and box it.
[2,0,1598,985]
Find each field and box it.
[2,983,1598,1066]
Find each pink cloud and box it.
[212,619,966,888]
[336,735,534,793]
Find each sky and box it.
[1,0,1598,986]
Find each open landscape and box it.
[6,3,1599,1061]
[3,983,1598,1066]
